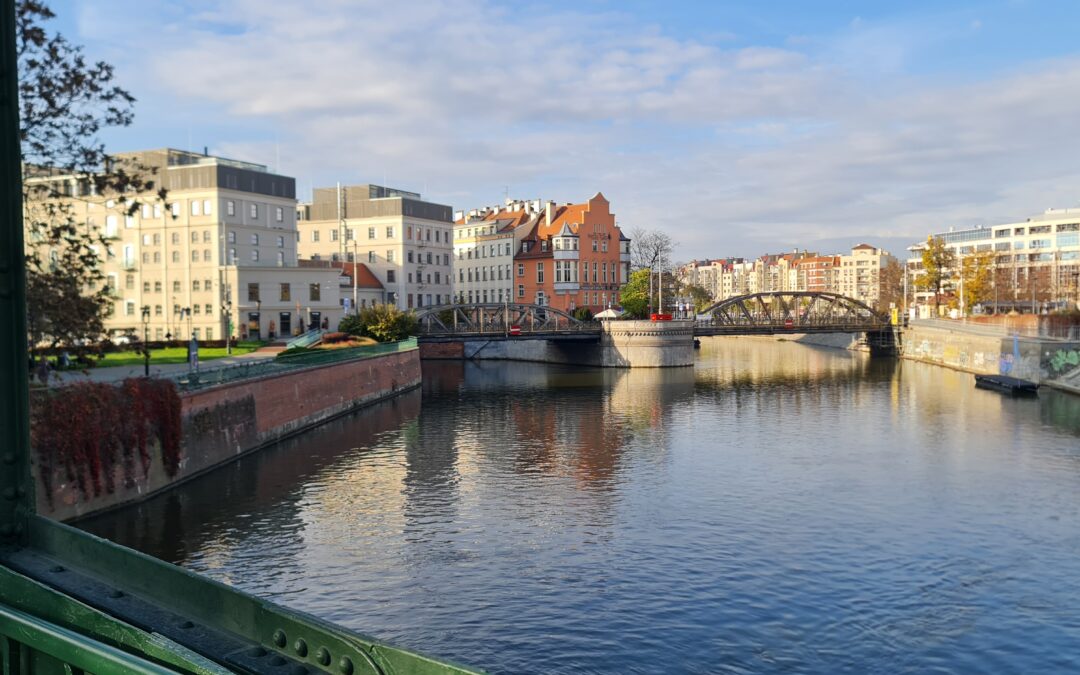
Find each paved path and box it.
[42,346,283,386]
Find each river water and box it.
[80,338,1080,674]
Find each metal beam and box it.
[0,0,31,547]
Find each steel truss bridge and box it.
[696,291,892,336]
[415,293,892,339]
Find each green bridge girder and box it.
[0,2,480,673]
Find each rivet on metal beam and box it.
[338,656,354,675]
[315,647,331,666]
[294,638,308,657]
[273,629,287,647]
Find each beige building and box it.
[25,148,325,342]
[296,184,454,310]
[222,266,345,340]
[453,199,542,304]
[836,244,894,307]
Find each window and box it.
[275,207,284,222]
[191,231,199,243]
[517,263,524,277]
[1014,227,1026,236]
[1030,225,1052,234]
[204,250,211,262]
[248,283,260,301]
[193,305,201,315]
[408,272,413,283]
[193,280,201,291]
[229,248,237,264]
[251,234,259,245]
[330,229,339,242]
[251,250,259,262]
[279,283,290,301]
[249,203,258,219]
[312,230,320,242]
[172,251,180,263]
[228,231,236,244]
[387,270,396,283]
[386,226,394,238]
[994,229,1010,239]
[537,263,544,283]
[154,281,162,292]
[141,204,150,218]
[310,283,321,301]
[171,202,180,217]
[153,233,161,245]
[191,250,199,262]
[368,251,376,263]
[143,281,150,293]
[125,274,134,290]
[387,250,395,262]
[171,232,180,245]
[227,201,235,217]
[277,236,285,247]
[154,305,162,316]
[153,204,162,218]
[368,227,376,240]
[172,280,181,292]
[203,231,211,243]
[408,250,414,263]
[203,200,212,215]
[277,251,284,266]
[125,301,135,316]
[1058,223,1080,233]
[592,240,598,252]
[191,201,201,216]
[205,279,212,291]
[1031,239,1052,249]
[1059,233,1080,247]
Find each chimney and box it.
[546,200,556,226]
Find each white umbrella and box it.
[594,308,625,320]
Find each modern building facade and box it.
[907,207,1080,311]
[296,184,454,310]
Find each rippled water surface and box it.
[81,338,1080,673]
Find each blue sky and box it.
[51,0,1080,259]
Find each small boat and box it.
[974,374,1039,397]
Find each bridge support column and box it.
[601,320,695,367]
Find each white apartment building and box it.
[296,184,454,310]
[908,207,1080,311]
[453,200,542,304]
[25,148,344,342]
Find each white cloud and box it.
[71,0,1080,260]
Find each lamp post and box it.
[140,305,150,377]
[223,299,233,355]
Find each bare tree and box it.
[629,228,674,272]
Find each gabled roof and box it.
[333,262,384,289]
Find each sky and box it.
[50,0,1080,260]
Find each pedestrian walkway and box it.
[44,346,281,386]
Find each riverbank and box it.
[37,345,422,522]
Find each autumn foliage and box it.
[31,378,182,502]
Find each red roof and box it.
[333,262,384,289]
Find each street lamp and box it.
[140,305,150,377]
[222,299,233,354]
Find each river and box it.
[80,337,1080,674]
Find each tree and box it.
[629,227,674,272]
[618,268,652,318]
[959,251,994,312]
[685,284,712,313]
[914,236,955,314]
[19,1,162,350]
[878,258,905,311]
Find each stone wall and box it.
[39,349,421,522]
[601,320,695,367]
[900,323,1080,382]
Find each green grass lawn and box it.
[94,341,263,367]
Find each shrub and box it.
[572,307,594,321]
[342,304,417,343]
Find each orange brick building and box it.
[514,193,629,313]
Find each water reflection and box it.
[81,340,1080,674]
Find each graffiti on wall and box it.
[1049,348,1080,374]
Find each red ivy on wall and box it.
[31,378,182,502]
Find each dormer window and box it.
[522,241,531,253]
[541,240,548,252]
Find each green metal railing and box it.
[284,327,325,350]
[172,338,418,391]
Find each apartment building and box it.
[835,244,894,308]
[453,200,542,304]
[296,184,453,310]
[908,207,1080,310]
[514,193,629,313]
[792,255,840,293]
[24,147,344,341]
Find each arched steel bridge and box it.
[696,291,891,336]
[415,293,891,338]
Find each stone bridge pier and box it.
[601,320,695,367]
